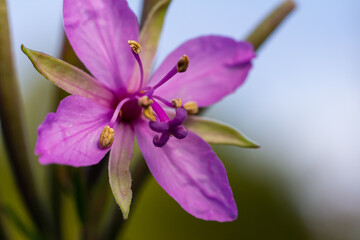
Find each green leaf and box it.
[139,0,172,81]
[21,45,115,108]
[184,116,259,148]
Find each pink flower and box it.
[25,0,255,221]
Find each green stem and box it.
[246,0,296,51]
[140,0,162,29]
[0,0,53,237]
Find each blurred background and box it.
[1,0,359,239]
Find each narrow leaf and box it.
[21,45,115,108]
[139,0,171,81]
[109,123,134,219]
[184,116,259,148]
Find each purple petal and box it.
[63,0,139,94]
[109,122,134,219]
[134,118,237,222]
[149,36,255,107]
[36,95,113,166]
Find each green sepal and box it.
[184,116,259,148]
[21,45,115,108]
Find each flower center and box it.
[99,40,199,149]
[120,99,142,122]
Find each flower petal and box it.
[184,116,259,148]
[149,36,255,107]
[109,122,134,219]
[36,95,113,167]
[63,0,139,94]
[134,118,237,222]
[22,45,116,108]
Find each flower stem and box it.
[140,0,163,30]
[0,0,53,237]
[246,0,296,51]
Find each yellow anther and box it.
[143,106,156,121]
[184,101,198,115]
[138,96,153,108]
[177,55,189,72]
[171,98,182,108]
[128,40,141,54]
[99,126,115,149]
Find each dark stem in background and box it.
[0,0,54,238]
[0,197,8,240]
[49,166,62,240]
[246,0,296,51]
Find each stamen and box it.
[171,98,182,108]
[99,126,115,149]
[143,106,156,121]
[128,40,144,91]
[109,98,129,127]
[152,55,190,90]
[183,101,198,115]
[138,96,153,108]
[177,55,189,72]
[128,40,141,54]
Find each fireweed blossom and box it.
[23,0,255,221]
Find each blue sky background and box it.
[6,0,360,238]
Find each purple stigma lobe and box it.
[153,131,171,147]
[172,126,188,139]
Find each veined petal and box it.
[63,0,139,94]
[149,36,255,107]
[184,116,259,148]
[109,123,134,219]
[35,95,113,167]
[22,45,116,108]
[134,118,237,222]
